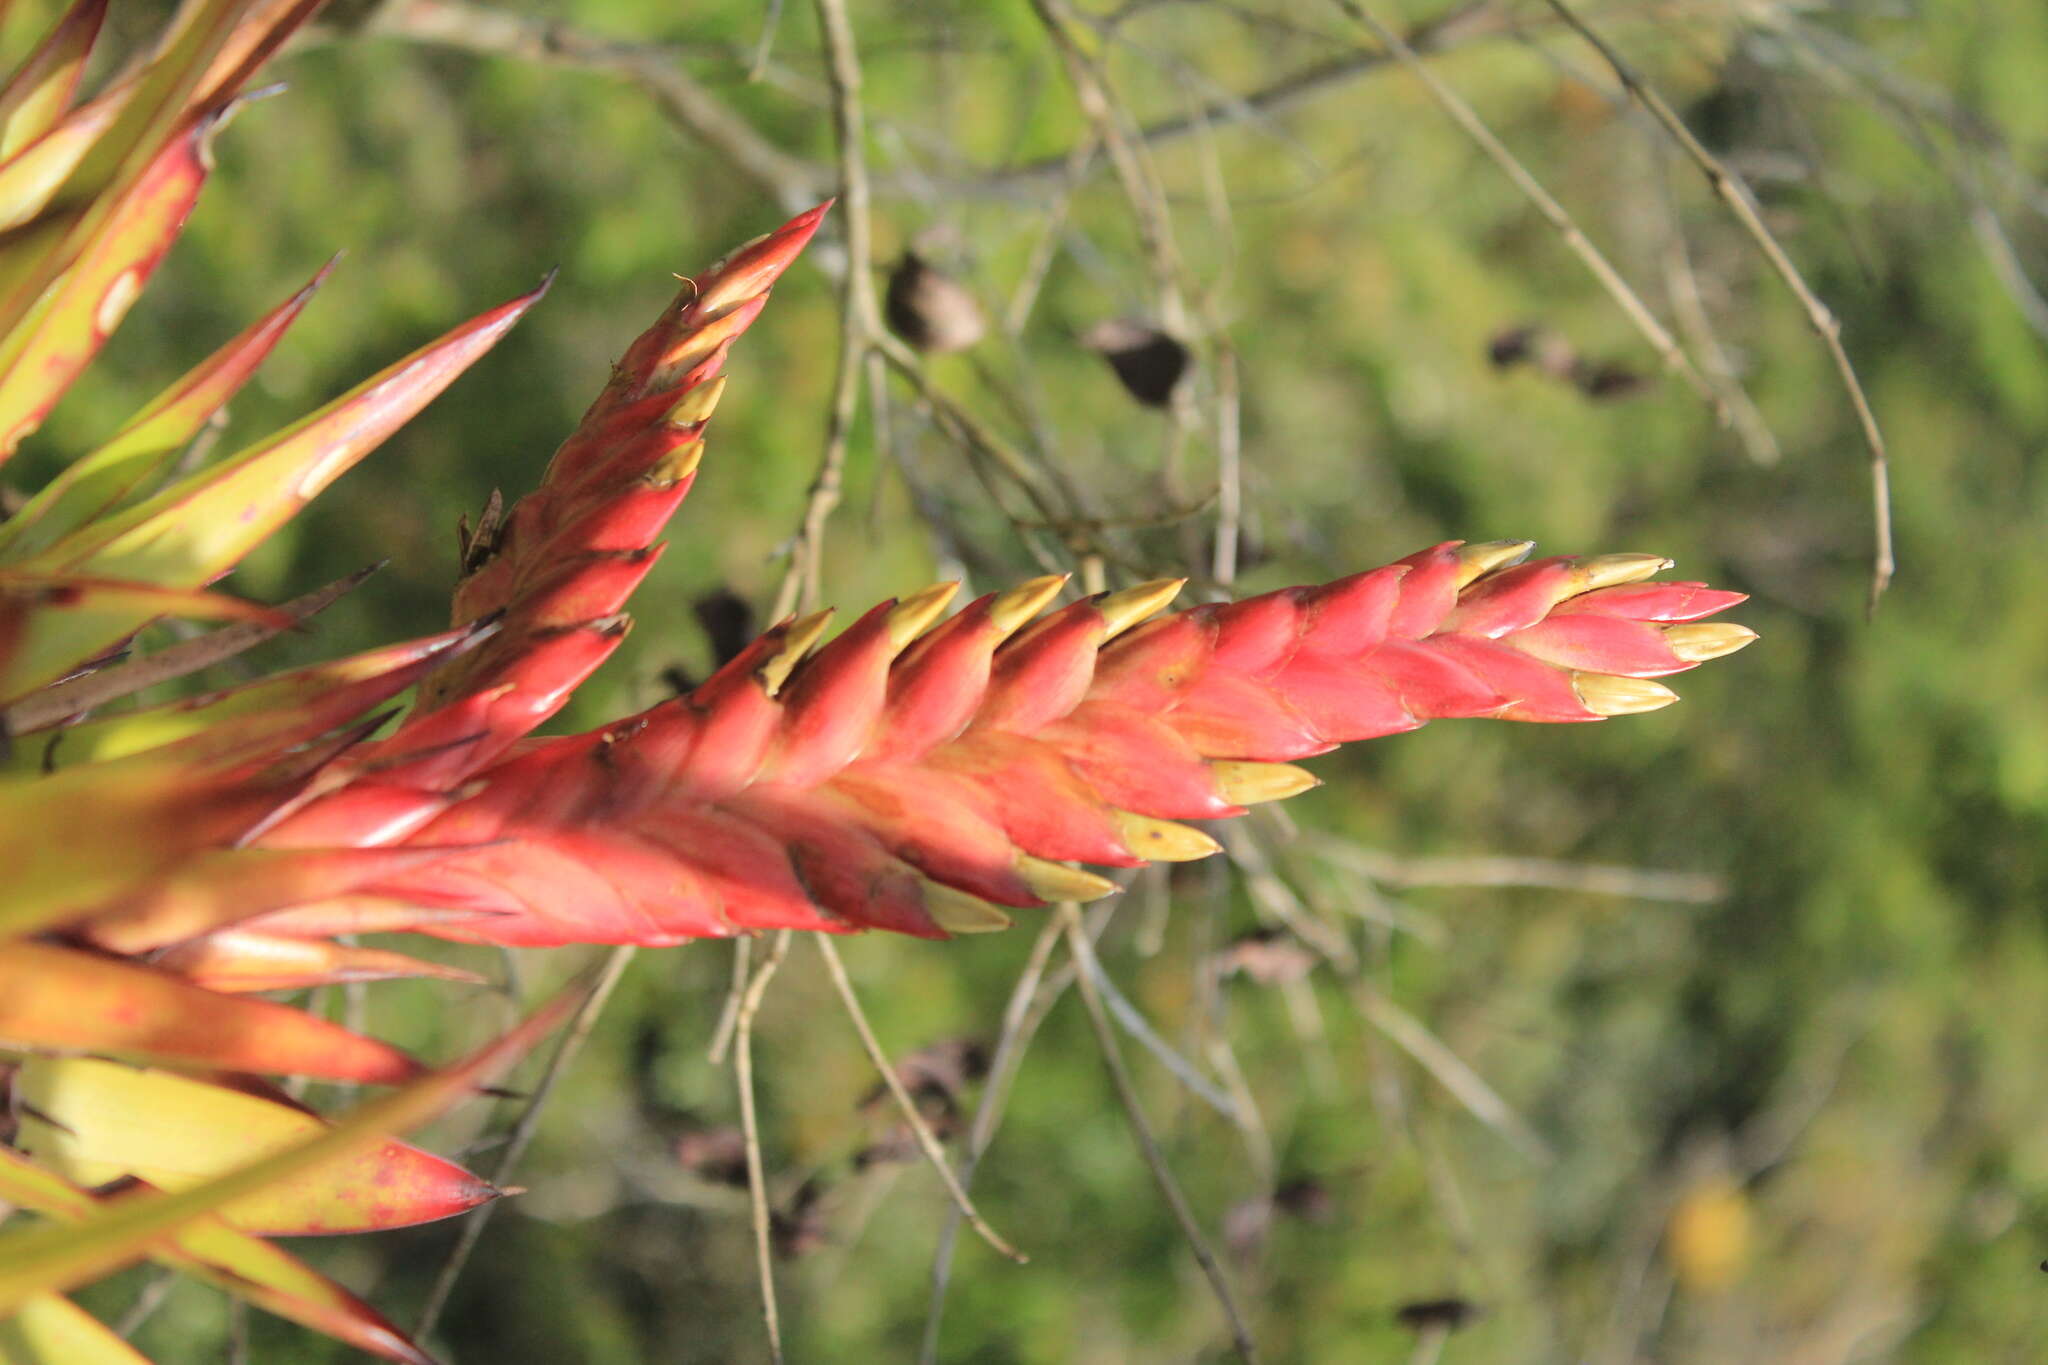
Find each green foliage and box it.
[8,0,2047,1361]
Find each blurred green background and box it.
[23,0,2048,1359]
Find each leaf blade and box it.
[0,987,575,1303]
[6,282,546,684]
[0,259,334,562]
[0,0,109,161]
[0,1293,150,1365]
[0,941,424,1081]
[0,1152,433,1365]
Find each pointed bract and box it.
[385,205,831,776]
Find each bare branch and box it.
[1347,979,1551,1164]
[1333,0,1734,433]
[977,2,1524,194]
[1539,0,1895,610]
[1307,838,1728,904]
[1060,905,1265,1365]
[705,935,752,1065]
[814,937,1027,1262]
[1066,910,1244,1120]
[362,0,828,210]
[415,946,639,1340]
[1657,163,1783,467]
[920,915,1067,1364]
[735,929,793,1364]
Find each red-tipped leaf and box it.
[0,940,425,1081]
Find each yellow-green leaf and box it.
[0,0,253,368]
[0,0,106,161]
[0,987,577,1304]
[0,1152,432,1364]
[0,572,294,705]
[4,282,546,685]
[0,91,112,233]
[0,260,332,562]
[12,1058,503,1237]
[0,1293,149,1365]
[0,755,286,940]
[0,104,220,461]
[0,940,425,1081]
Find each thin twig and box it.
[415,946,639,1340]
[776,0,883,620]
[1210,341,1243,585]
[114,1268,178,1338]
[351,0,1533,212]
[1539,0,1894,610]
[1222,824,1356,969]
[1060,905,1264,1364]
[734,929,793,1365]
[1333,0,1732,432]
[1029,0,1188,330]
[1306,837,1727,904]
[705,934,753,1065]
[1066,913,1243,1120]
[1347,979,1550,1163]
[1202,1026,1276,1190]
[746,0,785,82]
[1657,160,1783,466]
[364,0,825,210]
[919,914,1067,1364]
[1183,858,1278,1182]
[1003,135,1099,335]
[813,936,1028,1262]
[977,1,1524,193]
[871,331,1078,532]
[1406,1323,1450,1365]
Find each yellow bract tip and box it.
[665,374,727,428]
[887,581,961,650]
[922,882,1014,934]
[1210,760,1321,806]
[757,608,835,696]
[1569,553,1673,594]
[1663,622,1758,662]
[1573,672,1679,716]
[1097,578,1185,639]
[649,438,705,485]
[1014,854,1119,904]
[1113,810,1221,862]
[989,574,1070,636]
[1453,540,1536,588]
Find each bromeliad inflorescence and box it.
[0,4,1754,1359]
